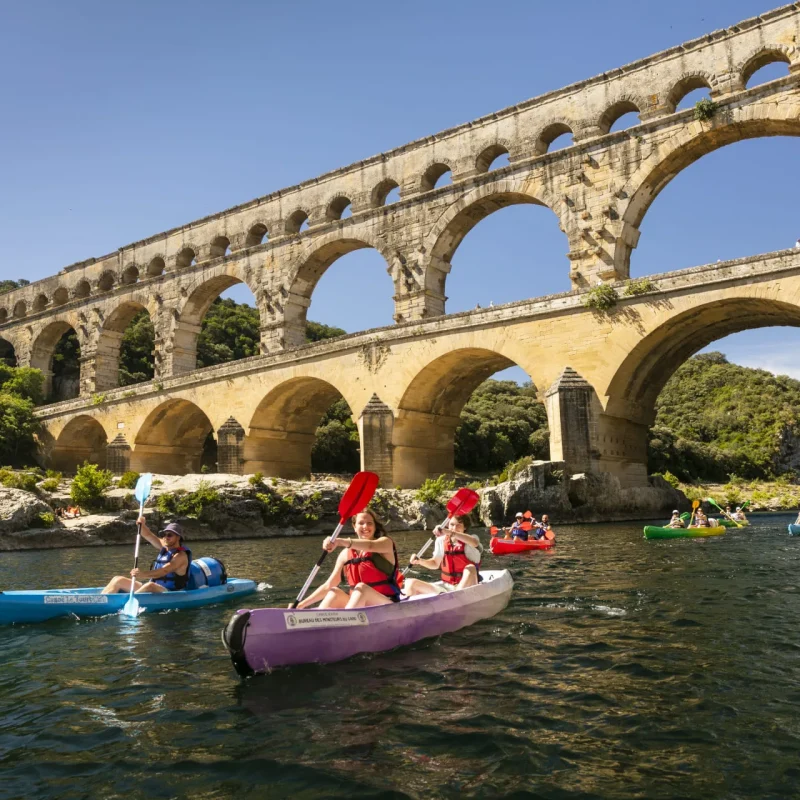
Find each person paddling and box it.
[403,515,482,596]
[102,520,191,594]
[667,510,685,529]
[295,509,403,610]
[689,509,710,529]
[504,512,525,539]
[534,514,554,539]
[732,506,748,522]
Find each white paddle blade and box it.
[120,595,141,618]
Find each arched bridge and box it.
[1,5,799,487]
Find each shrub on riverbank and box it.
[71,462,113,508]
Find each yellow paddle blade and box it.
[692,499,700,509]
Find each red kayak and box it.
[490,536,555,554]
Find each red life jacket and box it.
[343,541,404,598]
[441,538,480,585]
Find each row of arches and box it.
[1,48,793,327]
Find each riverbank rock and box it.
[479,461,688,524]
[0,488,55,534]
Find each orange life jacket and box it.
[441,538,480,586]
[343,542,404,598]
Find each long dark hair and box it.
[350,507,388,538]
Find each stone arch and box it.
[420,161,454,192]
[51,415,109,473]
[739,45,795,87]
[245,375,358,478]
[32,293,49,313]
[325,195,352,221]
[170,266,260,375]
[210,235,231,258]
[475,142,511,173]
[30,318,82,399]
[132,398,215,474]
[52,287,69,306]
[95,300,154,391]
[97,271,115,292]
[73,280,91,299]
[605,296,800,426]
[281,232,398,348]
[665,72,715,112]
[13,300,26,319]
[422,179,565,299]
[122,265,139,285]
[175,247,197,268]
[245,222,269,247]
[534,121,575,154]
[617,102,800,275]
[147,256,166,277]
[598,98,643,134]
[393,347,518,487]
[0,307,8,324]
[371,178,400,207]
[0,336,16,366]
[285,209,309,234]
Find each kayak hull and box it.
[719,519,749,528]
[0,578,257,624]
[788,524,800,536]
[490,537,554,554]
[223,569,513,675]
[643,526,726,540]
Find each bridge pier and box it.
[392,409,461,489]
[544,367,598,475]
[242,428,316,479]
[217,417,245,475]
[358,394,394,485]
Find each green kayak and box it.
[643,525,726,540]
[719,519,749,528]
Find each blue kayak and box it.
[788,524,800,536]
[0,579,257,624]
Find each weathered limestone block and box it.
[0,488,55,533]
[358,394,394,485]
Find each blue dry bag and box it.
[187,557,228,589]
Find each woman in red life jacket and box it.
[403,515,482,597]
[295,508,404,610]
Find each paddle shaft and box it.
[709,499,742,527]
[402,515,453,577]
[688,500,700,528]
[289,521,344,608]
[125,500,145,605]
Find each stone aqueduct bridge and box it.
[1,5,799,487]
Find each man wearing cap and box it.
[101,517,192,594]
[508,512,531,542]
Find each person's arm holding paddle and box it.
[135,515,164,550]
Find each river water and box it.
[1,515,799,799]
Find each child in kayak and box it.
[689,509,711,528]
[403,515,482,596]
[102,520,191,594]
[295,508,403,610]
[667,510,685,529]
[732,506,748,522]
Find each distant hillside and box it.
[649,352,800,482]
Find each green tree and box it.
[311,398,360,472]
[119,310,155,386]
[306,321,347,342]
[0,279,30,294]
[454,380,549,472]
[0,365,44,465]
[51,329,81,401]
[197,298,261,368]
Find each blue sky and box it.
[1,0,798,383]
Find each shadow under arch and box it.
[132,398,214,474]
[605,297,800,426]
[30,319,81,400]
[245,376,358,479]
[0,336,17,366]
[51,415,108,473]
[283,237,395,347]
[618,111,800,275]
[423,182,566,307]
[173,271,260,375]
[96,300,153,391]
[393,347,519,487]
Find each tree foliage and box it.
[119,310,155,386]
[311,398,360,473]
[0,365,44,466]
[454,380,549,472]
[306,321,347,342]
[0,279,29,294]
[51,329,81,401]
[649,352,800,481]
[197,298,261,368]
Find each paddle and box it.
[121,473,153,618]
[687,499,700,529]
[706,497,742,528]
[402,487,480,576]
[289,471,379,609]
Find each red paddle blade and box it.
[521,521,533,531]
[523,510,533,519]
[338,471,379,522]
[445,487,480,517]
[490,526,499,536]
[544,530,555,540]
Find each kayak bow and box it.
[643,525,726,540]
[490,537,554,554]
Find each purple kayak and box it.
[222,569,513,675]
